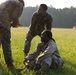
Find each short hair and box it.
[41,30,52,39]
[40,4,48,11]
[18,0,24,6]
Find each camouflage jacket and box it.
[29,11,53,35]
[25,39,61,61]
[0,0,24,30]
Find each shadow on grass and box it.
[4,59,75,75]
[0,63,23,75]
[22,59,76,75]
[47,59,76,75]
[0,64,9,75]
[8,66,23,75]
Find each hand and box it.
[11,22,22,28]
[24,58,28,64]
[11,24,20,28]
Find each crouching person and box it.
[24,30,64,75]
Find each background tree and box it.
[19,6,76,28]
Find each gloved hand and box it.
[23,56,29,65]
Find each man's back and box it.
[0,0,23,21]
[0,0,24,30]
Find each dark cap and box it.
[41,30,52,39]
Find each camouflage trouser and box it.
[50,55,64,68]
[25,58,49,72]
[0,27,13,65]
[23,31,40,55]
[25,56,64,70]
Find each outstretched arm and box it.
[45,15,53,31]
[25,43,43,61]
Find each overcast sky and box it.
[0,0,76,8]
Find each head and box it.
[41,30,52,44]
[18,0,24,6]
[38,4,48,16]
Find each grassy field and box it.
[0,27,76,75]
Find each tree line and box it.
[19,6,76,28]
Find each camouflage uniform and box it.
[0,0,24,66]
[25,40,64,70]
[24,11,53,55]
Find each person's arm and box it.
[39,41,57,58]
[11,2,23,27]
[29,12,37,33]
[25,43,43,61]
[11,18,20,27]
[45,14,53,31]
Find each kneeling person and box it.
[24,30,64,74]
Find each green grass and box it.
[0,27,76,75]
